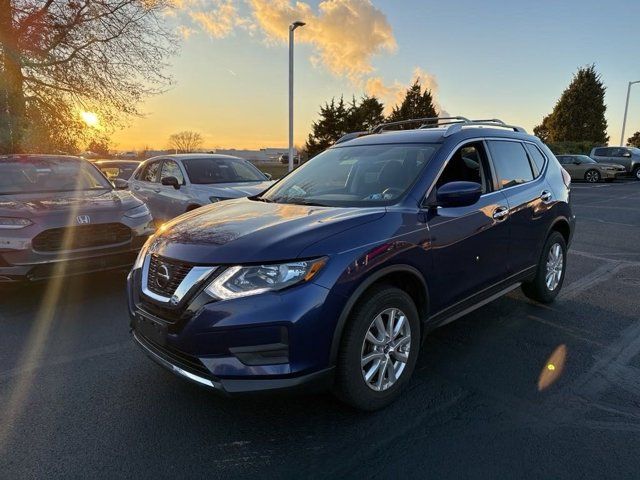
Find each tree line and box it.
[306,65,640,158]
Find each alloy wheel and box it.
[360,308,411,392]
[585,170,599,183]
[545,243,564,291]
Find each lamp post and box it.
[620,80,640,146]
[288,20,305,172]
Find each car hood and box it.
[190,181,274,199]
[150,198,386,264]
[0,189,142,217]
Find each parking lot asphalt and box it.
[1,180,639,479]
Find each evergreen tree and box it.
[534,65,608,144]
[345,95,385,133]
[627,131,640,148]
[305,97,349,158]
[387,79,438,126]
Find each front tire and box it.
[335,285,420,411]
[584,169,600,183]
[522,231,567,304]
[633,166,640,181]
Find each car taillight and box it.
[561,167,571,188]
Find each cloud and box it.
[174,0,395,82]
[188,0,244,38]
[250,0,396,81]
[177,25,196,39]
[365,67,449,117]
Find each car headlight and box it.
[205,258,327,300]
[124,204,150,219]
[0,217,33,229]
[133,236,154,270]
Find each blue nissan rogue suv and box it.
[128,117,575,410]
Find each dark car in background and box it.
[95,160,140,182]
[128,154,273,224]
[128,118,574,410]
[0,155,154,283]
[590,146,640,180]
[556,154,625,182]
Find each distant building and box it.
[209,148,296,162]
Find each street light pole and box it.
[288,21,305,173]
[620,80,640,146]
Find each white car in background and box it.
[129,154,274,223]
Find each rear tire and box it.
[334,285,420,411]
[584,169,600,183]
[522,231,567,304]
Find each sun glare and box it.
[80,111,100,128]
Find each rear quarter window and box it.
[524,143,546,176]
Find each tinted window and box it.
[556,156,570,165]
[0,156,111,194]
[593,148,607,157]
[141,161,161,182]
[161,160,184,184]
[576,155,596,164]
[182,157,266,184]
[487,141,534,189]
[524,143,546,175]
[260,144,441,207]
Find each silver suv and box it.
[590,146,640,180]
[129,154,274,223]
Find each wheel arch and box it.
[329,265,430,365]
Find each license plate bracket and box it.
[135,314,168,346]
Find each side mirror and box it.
[573,161,581,165]
[161,176,180,189]
[262,171,273,180]
[113,178,128,190]
[435,181,482,208]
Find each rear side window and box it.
[524,143,546,176]
[487,141,534,189]
[592,148,607,157]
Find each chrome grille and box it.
[146,254,193,299]
[32,223,131,252]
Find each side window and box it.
[593,148,607,157]
[161,160,184,184]
[524,143,546,176]
[487,141,534,189]
[435,141,492,194]
[141,161,161,183]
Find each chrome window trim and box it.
[141,255,216,305]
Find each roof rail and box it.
[371,116,470,134]
[334,131,369,145]
[444,119,527,137]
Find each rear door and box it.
[487,140,553,275]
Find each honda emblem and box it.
[76,215,91,224]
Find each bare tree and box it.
[0,0,177,153]
[168,131,203,153]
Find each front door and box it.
[426,141,511,313]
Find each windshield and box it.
[0,156,112,194]
[182,157,266,184]
[259,143,441,207]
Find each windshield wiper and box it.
[277,198,329,207]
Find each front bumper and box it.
[0,218,154,282]
[600,169,626,179]
[128,266,344,394]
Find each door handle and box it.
[492,206,509,221]
[154,189,161,193]
[540,190,552,202]
[133,186,140,191]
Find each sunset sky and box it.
[111,0,640,151]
